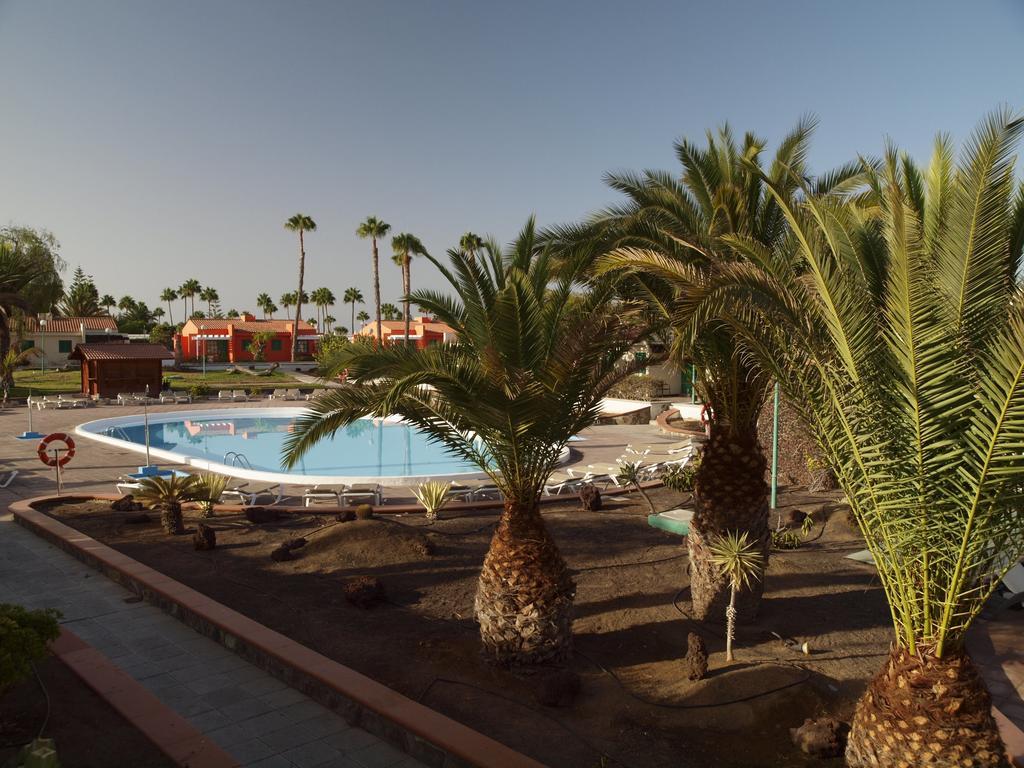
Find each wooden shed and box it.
[69,343,173,398]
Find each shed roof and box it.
[68,343,174,361]
[22,316,118,334]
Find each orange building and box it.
[176,314,319,363]
[354,316,456,348]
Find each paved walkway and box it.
[0,515,423,768]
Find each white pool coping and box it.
[74,407,568,488]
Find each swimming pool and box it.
[75,408,497,486]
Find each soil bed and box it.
[36,487,891,767]
[0,655,174,768]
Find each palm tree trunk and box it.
[166,301,173,324]
[725,585,736,661]
[160,503,185,535]
[474,498,576,665]
[687,424,770,621]
[0,320,12,391]
[350,303,356,335]
[846,647,1008,767]
[372,237,382,346]
[403,259,411,346]
[292,231,305,362]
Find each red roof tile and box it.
[22,316,118,333]
[68,343,174,361]
[182,318,316,334]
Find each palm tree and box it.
[160,288,177,324]
[134,474,199,535]
[380,303,399,321]
[100,294,117,315]
[390,233,427,345]
[284,214,316,361]
[189,473,228,518]
[323,314,336,333]
[284,220,651,664]
[1,346,38,406]
[356,310,369,326]
[343,287,364,336]
[560,120,859,621]
[356,216,391,345]
[459,231,484,264]
[256,292,273,319]
[199,287,219,317]
[280,291,294,320]
[178,279,201,318]
[678,111,1024,765]
[117,295,136,317]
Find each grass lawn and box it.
[11,367,328,397]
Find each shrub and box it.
[0,603,61,692]
[189,383,210,400]
[607,374,664,401]
[663,455,700,493]
[411,481,450,521]
[354,503,374,520]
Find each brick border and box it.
[11,496,545,768]
[52,627,238,768]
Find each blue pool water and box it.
[85,413,481,478]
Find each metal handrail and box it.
[223,451,253,469]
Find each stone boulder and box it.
[343,576,386,608]
[790,717,849,758]
[193,523,216,551]
[684,632,708,681]
[579,483,602,512]
[111,494,143,512]
[245,506,281,524]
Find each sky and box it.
[2,0,1023,323]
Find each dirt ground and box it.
[37,487,892,768]
[0,655,174,768]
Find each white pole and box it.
[144,384,152,467]
[27,388,33,433]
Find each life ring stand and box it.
[37,433,76,467]
[699,403,714,428]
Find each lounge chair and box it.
[342,483,382,506]
[159,391,178,404]
[217,390,234,402]
[0,470,18,489]
[471,483,503,502]
[282,389,298,401]
[447,482,475,502]
[302,485,344,507]
[270,389,288,400]
[221,482,283,506]
[35,396,58,410]
[232,390,249,402]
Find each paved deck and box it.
[0,513,422,768]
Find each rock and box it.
[354,504,374,520]
[282,537,307,551]
[124,513,150,524]
[193,523,216,551]
[790,717,848,758]
[245,506,280,524]
[537,670,581,707]
[334,511,355,523]
[684,632,708,681]
[270,545,294,562]
[343,576,386,608]
[111,494,142,512]
[784,509,809,527]
[578,483,602,512]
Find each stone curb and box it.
[11,496,547,768]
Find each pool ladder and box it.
[223,451,253,469]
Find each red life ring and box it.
[699,403,714,427]
[37,433,76,467]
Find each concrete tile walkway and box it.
[0,515,424,768]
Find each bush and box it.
[354,503,374,520]
[663,454,700,492]
[0,603,61,692]
[607,374,664,401]
[189,383,210,399]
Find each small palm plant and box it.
[707,531,763,662]
[412,480,450,522]
[0,347,38,407]
[615,460,657,514]
[189,473,228,518]
[284,218,651,664]
[134,474,198,534]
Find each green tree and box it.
[357,216,391,345]
[135,474,199,535]
[100,294,117,315]
[248,330,275,362]
[0,604,60,692]
[343,287,364,336]
[284,214,316,362]
[199,287,219,317]
[0,228,63,378]
[380,302,399,321]
[256,292,274,319]
[390,233,427,345]
[178,278,201,318]
[149,323,174,349]
[284,219,651,663]
[564,120,858,621]
[160,288,177,324]
[707,532,763,662]
[0,346,38,406]
[59,266,101,316]
[280,291,294,319]
[226,308,240,319]
[459,231,484,264]
[323,314,336,333]
[679,111,1024,765]
[356,310,369,325]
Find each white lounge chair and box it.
[471,483,503,502]
[217,390,234,402]
[0,470,18,489]
[302,485,344,507]
[232,390,249,402]
[342,483,382,506]
[270,389,288,400]
[222,482,283,506]
[159,391,178,404]
[447,482,475,502]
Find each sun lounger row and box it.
[269,389,311,401]
[159,391,192,404]
[302,483,384,507]
[31,394,95,409]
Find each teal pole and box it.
[770,382,780,510]
[690,364,697,404]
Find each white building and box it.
[18,315,121,367]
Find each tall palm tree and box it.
[100,294,117,315]
[199,287,219,317]
[380,303,399,321]
[343,287,364,335]
[560,120,859,620]
[323,314,336,333]
[256,292,273,319]
[280,291,294,320]
[284,214,316,361]
[356,310,369,325]
[460,231,484,264]
[284,219,651,663]
[178,279,201,318]
[117,295,136,316]
[391,233,427,345]
[160,288,177,324]
[356,216,391,345]
[675,111,1024,765]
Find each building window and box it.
[271,339,282,351]
[241,340,251,351]
[21,340,34,352]
[58,339,73,354]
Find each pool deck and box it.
[0,398,677,505]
